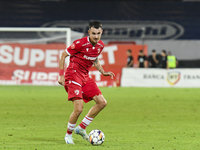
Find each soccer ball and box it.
[89,129,105,146]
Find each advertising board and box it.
[0,43,147,86]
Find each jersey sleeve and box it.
[66,40,82,56]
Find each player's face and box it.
[88,27,103,45]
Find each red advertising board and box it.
[0,43,147,86]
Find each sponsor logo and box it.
[97,43,104,47]
[167,71,181,85]
[143,74,164,79]
[74,89,79,95]
[144,71,181,86]
[184,74,200,79]
[82,42,90,46]
[41,20,184,40]
[83,55,97,60]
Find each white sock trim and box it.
[67,122,76,131]
[82,115,93,126]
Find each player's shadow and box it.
[21,137,64,144]
[21,137,91,146]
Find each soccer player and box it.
[58,21,115,144]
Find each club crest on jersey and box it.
[70,43,75,49]
[74,89,80,95]
[98,48,101,53]
[86,48,89,52]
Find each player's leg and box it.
[65,100,83,144]
[75,95,107,141]
[87,94,107,118]
[69,100,83,123]
[75,78,106,140]
[64,81,83,144]
[78,94,107,129]
[73,98,90,141]
[67,100,83,133]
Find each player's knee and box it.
[73,101,83,116]
[74,107,83,116]
[99,99,107,109]
[93,95,107,109]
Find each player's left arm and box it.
[93,58,115,79]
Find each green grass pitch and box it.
[1,86,200,150]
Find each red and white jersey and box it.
[66,36,104,75]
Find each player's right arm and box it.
[58,51,69,86]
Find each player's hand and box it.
[58,75,65,86]
[102,71,115,79]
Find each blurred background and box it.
[0,0,200,87]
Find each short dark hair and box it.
[89,21,102,29]
[139,50,143,53]
[162,50,166,54]
[127,49,132,53]
[152,49,156,52]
